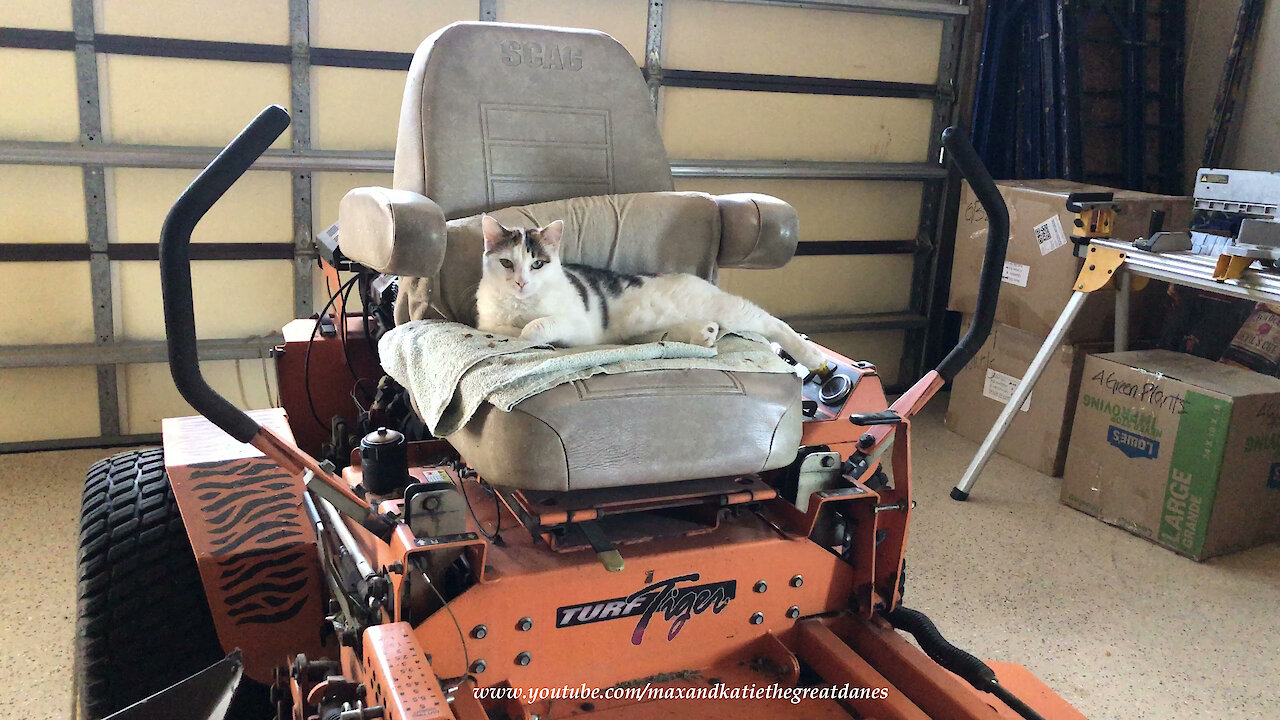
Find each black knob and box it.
[819,375,852,406]
[360,427,409,495]
[801,400,819,418]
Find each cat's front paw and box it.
[519,318,555,344]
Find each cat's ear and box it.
[481,214,510,253]
[538,220,565,252]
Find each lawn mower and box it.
[75,22,1086,720]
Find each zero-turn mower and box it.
[75,22,1086,720]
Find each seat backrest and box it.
[394,22,674,219]
[395,192,724,327]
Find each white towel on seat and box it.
[378,320,795,437]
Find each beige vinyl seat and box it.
[339,21,807,492]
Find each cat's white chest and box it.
[477,282,541,328]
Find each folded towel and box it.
[379,320,795,436]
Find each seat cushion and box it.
[449,368,802,491]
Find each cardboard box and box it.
[949,180,1190,342]
[946,319,1101,477]
[1062,350,1280,560]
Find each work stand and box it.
[952,239,1280,500]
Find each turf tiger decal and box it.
[187,459,311,625]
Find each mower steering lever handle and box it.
[935,126,1010,382]
[159,105,291,443]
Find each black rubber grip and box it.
[160,105,291,443]
[936,127,1010,382]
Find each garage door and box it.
[0,0,969,450]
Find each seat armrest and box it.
[338,187,447,277]
[714,193,799,269]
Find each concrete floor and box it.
[2,402,1277,719]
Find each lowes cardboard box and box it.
[947,318,1103,477]
[949,180,1189,342]
[1062,350,1280,560]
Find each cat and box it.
[474,215,828,370]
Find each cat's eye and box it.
[499,259,514,270]
[531,260,546,269]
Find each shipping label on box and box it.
[983,368,1031,411]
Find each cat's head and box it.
[480,215,564,299]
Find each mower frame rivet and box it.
[471,624,488,639]
[471,659,487,673]
[516,652,532,666]
[787,606,800,619]
[750,612,764,625]
[790,574,803,588]
[753,580,767,593]
[516,617,533,631]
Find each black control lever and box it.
[161,105,290,443]
[934,128,1010,383]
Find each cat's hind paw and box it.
[696,321,720,348]
[662,320,719,347]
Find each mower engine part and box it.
[360,427,410,496]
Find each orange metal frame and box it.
[163,328,1082,718]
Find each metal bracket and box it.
[1213,254,1256,282]
[577,520,624,573]
[1073,245,1128,292]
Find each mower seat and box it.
[339,22,806,491]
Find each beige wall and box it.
[1185,0,1280,176]
[0,0,947,444]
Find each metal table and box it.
[950,239,1280,500]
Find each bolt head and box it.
[787,606,800,619]
[753,580,767,593]
[516,617,533,631]
[516,652,532,666]
[750,612,764,625]
[470,659,487,673]
[790,574,803,588]
[859,433,875,449]
[471,624,487,639]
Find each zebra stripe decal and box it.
[188,458,311,626]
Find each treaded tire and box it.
[75,448,269,719]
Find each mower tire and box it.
[75,448,269,719]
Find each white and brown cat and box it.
[474,215,827,370]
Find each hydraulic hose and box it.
[885,606,1046,720]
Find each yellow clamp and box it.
[1072,207,1116,241]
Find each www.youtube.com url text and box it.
[474,682,890,706]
